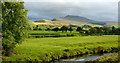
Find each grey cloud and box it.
[24,2,118,21]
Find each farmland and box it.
[4,35,118,62]
[28,31,81,38]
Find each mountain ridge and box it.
[31,15,118,27]
[52,15,107,26]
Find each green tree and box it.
[103,27,110,35]
[85,30,89,35]
[89,27,97,35]
[46,28,51,31]
[35,25,39,30]
[111,26,116,35]
[60,26,68,32]
[52,27,59,32]
[69,26,73,33]
[94,27,104,35]
[2,2,29,55]
[39,28,42,30]
[76,27,82,33]
[115,28,120,35]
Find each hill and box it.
[52,15,106,26]
[32,19,69,27]
[30,15,118,28]
[31,19,103,27]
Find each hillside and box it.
[30,15,118,28]
[31,19,103,27]
[31,19,69,27]
[52,15,106,26]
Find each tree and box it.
[82,25,91,28]
[89,27,97,35]
[46,28,51,31]
[111,26,116,35]
[52,27,59,32]
[39,28,42,30]
[115,28,120,35]
[36,25,39,30]
[69,26,73,33]
[2,2,29,55]
[85,30,89,35]
[60,26,68,32]
[76,27,82,33]
[94,27,104,35]
[103,27,110,35]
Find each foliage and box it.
[60,26,68,32]
[46,28,51,31]
[68,26,73,33]
[76,27,83,33]
[82,25,92,28]
[2,2,29,55]
[52,27,59,32]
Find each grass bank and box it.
[95,53,118,61]
[86,52,119,63]
[4,35,118,62]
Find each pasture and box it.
[4,35,118,62]
[28,31,82,38]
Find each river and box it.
[52,53,117,63]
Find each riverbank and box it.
[95,52,118,61]
[54,53,118,63]
[3,35,118,62]
[85,52,119,63]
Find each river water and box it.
[52,53,117,63]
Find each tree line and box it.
[33,25,120,35]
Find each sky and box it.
[23,0,119,22]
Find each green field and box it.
[4,35,118,62]
[28,31,82,38]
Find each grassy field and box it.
[28,31,82,38]
[4,35,118,62]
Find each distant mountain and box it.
[64,15,96,23]
[31,15,118,28]
[52,15,106,26]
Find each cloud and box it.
[23,0,119,2]
[24,2,118,21]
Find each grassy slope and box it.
[4,35,118,62]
